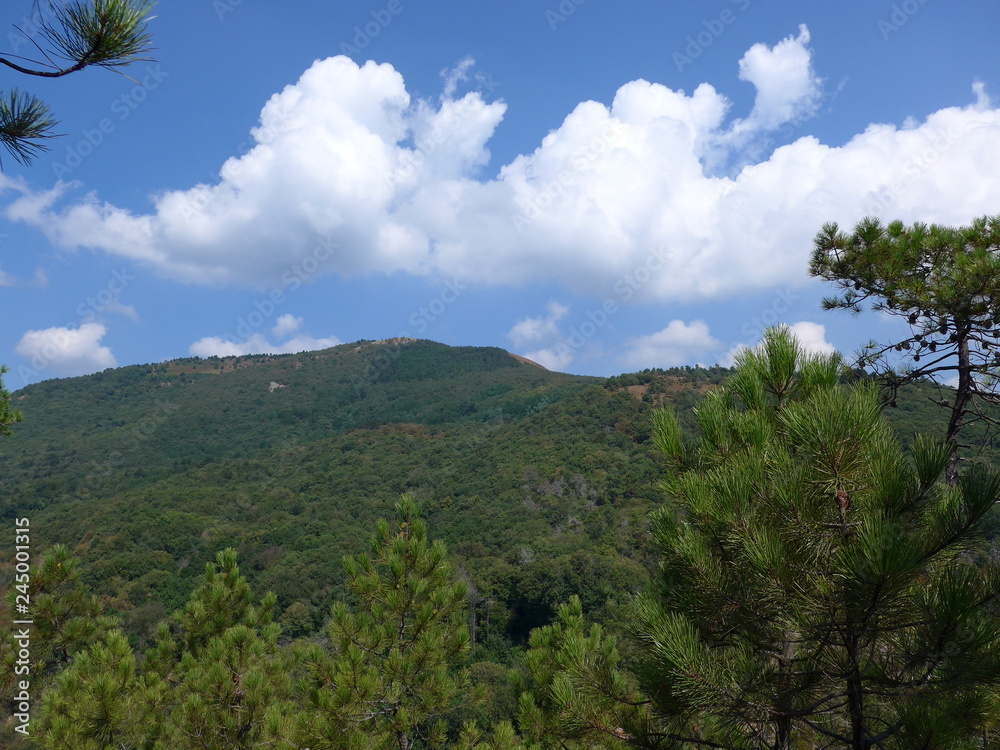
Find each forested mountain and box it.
[3,339,996,642]
[0,339,727,646]
[1,337,998,748]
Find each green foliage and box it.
[280,600,315,637]
[0,544,119,748]
[811,215,1000,477]
[634,326,1000,748]
[148,547,273,662]
[298,495,477,749]
[519,596,638,748]
[0,340,669,649]
[6,337,1000,748]
[0,544,116,689]
[143,548,293,749]
[452,719,533,750]
[159,621,295,750]
[35,547,294,750]
[0,88,55,165]
[40,0,155,70]
[605,365,730,391]
[0,363,22,439]
[36,630,147,749]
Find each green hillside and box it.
[1,339,995,651]
[4,339,588,502]
[1,339,710,648]
[3,338,1000,748]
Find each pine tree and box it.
[34,548,295,750]
[36,630,148,749]
[454,719,529,750]
[632,326,1000,748]
[1,545,118,748]
[518,596,639,749]
[159,622,296,750]
[0,544,116,695]
[150,548,296,749]
[147,547,266,666]
[298,494,477,749]
[810,215,1000,482]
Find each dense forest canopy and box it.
[2,335,998,747]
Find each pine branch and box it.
[0,88,56,164]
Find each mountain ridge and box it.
[2,338,667,641]
[2,338,991,649]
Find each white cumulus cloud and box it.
[735,24,822,133]
[623,320,724,370]
[271,313,302,339]
[522,346,575,372]
[16,323,117,377]
[4,30,1000,309]
[785,321,836,355]
[189,316,340,358]
[507,301,569,347]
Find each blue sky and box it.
[1,0,999,386]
